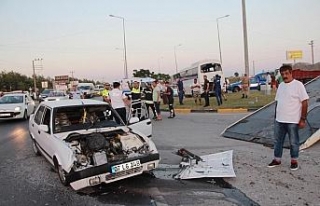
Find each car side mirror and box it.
[129,117,139,124]
[39,124,49,133]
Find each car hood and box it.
[0,103,23,110]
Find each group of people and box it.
[98,79,176,123]
[178,75,228,107]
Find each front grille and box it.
[105,166,143,181]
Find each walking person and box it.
[107,81,129,124]
[241,73,250,98]
[177,77,184,105]
[152,80,162,120]
[143,83,157,119]
[203,75,210,107]
[164,81,175,118]
[268,64,309,170]
[214,74,223,106]
[191,78,201,105]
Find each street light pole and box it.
[216,15,229,65]
[110,14,128,79]
[174,44,182,73]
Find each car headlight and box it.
[15,106,21,111]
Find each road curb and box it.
[217,108,248,113]
[174,108,191,114]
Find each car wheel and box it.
[233,87,240,92]
[32,140,41,156]
[55,159,70,186]
[23,110,28,120]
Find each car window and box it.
[34,105,45,125]
[42,108,51,133]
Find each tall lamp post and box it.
[216,15,229,65]
[174,44,182,73]
[110,14,128,79]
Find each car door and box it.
[128,101,152,137]
[36,107,55,159]
[30,105,46,144]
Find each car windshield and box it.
[41,89,53,94]
[78,86,91,90]
[0,95,23,104]
[53,104,125,134]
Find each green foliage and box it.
[133,69,170,81]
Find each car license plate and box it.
[111,160,141,173]
[0,113,11,117]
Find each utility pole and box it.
[242,0,250,76]
[32,58,43,99]
[70,70,75,84]
[309,40,314,64]
[252,60,255,75]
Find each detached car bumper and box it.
[69,153,160,190]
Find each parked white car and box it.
[29,99,159,190]
[77,83,95,98]
[0,92,35,120]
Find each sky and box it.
[1,0,319,83]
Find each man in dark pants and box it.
[267,64,309,171]
[131,81,141,119]
[143,83,157,119]
[203,75,210,107]
[164,81,175,118]
[177,77,184,105]
[214,74,223,106]
[107,81,129,124]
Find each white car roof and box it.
[3,93,26,97]
[40,99,108,109]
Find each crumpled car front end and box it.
[62,129,159,190]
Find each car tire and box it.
[233,87,240,92]
[32,140,41,156]
[54,158,70,186]
[23,110,28,120]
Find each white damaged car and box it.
[29,99,159,190]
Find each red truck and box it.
[293,62,320,83]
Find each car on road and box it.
[0,92,35,120]
[44,90,69,102]
[29,99,159,191]
[39,89,54,102]
[77,83,95,98]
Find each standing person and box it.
[203,75,210,107]
[152,80,162,120]
[164,81,175,118]
[268,64,309,171]
[241,74,249,98]
[143,83,157,119]
[108,81,129,124]
[191,78,201,105]
[266,72,272,95]
[101,82,111,103]
[131,81,141,119]
[69,84,83,99]
[214,74,223,106]
[177,77,184,105]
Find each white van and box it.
[77,83,95,98]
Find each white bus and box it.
[172,59,224,96]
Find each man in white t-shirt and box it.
[191,78,201,105]
[107,81,129,124]
[268,64,309,171]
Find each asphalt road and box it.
[0,112,260,206]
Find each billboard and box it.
[286,50,303,60]
[55,75,69,84]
